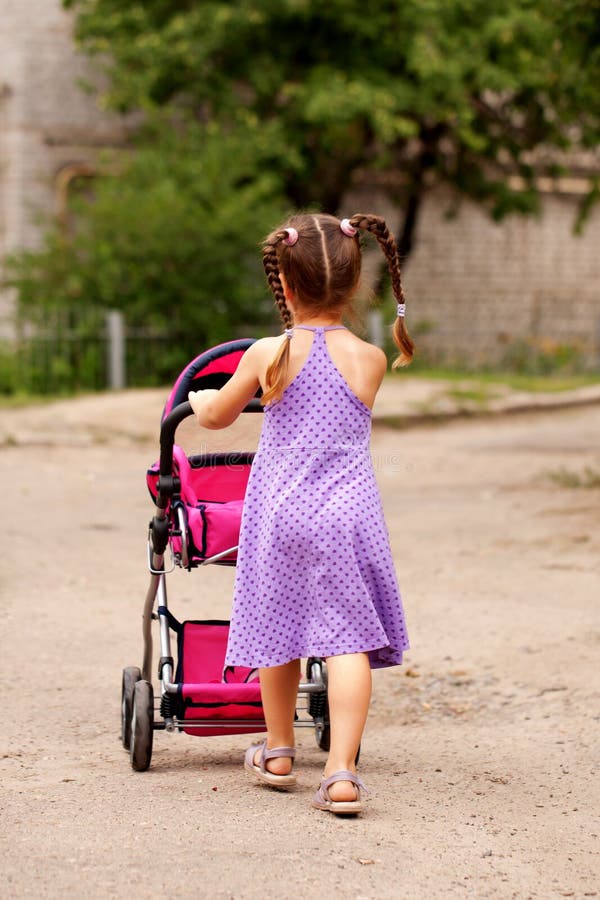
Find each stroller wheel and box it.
[316,718,331,752]
[130,680,154,772]
[121,667,142,750]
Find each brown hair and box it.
[261,212,413,404]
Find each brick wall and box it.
[403,187,600,368]
[0,0,126,329]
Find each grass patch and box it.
[548,466,600,489]
[444,385,498,406]
[0,389,101,409]
[392,367,600,393]
[0,393,58,409]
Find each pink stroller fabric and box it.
[147,339,258,565]
[147,446,250,563]
[175,621,265,737]
[162,339,254,420]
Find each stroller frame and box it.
[122,344,331,772]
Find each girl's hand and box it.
[186,342,262,429]
[188,389,219,419]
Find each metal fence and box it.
[2,307,598,397]
[0,311,195,396]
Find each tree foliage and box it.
[6,120,288,377]
[6,1,600,391]
[64,0,600,252]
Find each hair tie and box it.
[284,328,294,340]
[283,227,298,246]
[397,303,406,318]
[340,218,357,237]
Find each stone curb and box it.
[2,382,600,447]
[371,382,600,428]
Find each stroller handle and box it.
[159,398,263,479]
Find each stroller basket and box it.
[159,609,265,737]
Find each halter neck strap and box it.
[293,325,346,332]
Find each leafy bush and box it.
[5,116,288,390]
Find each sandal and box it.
[311,770,369,815]
[244,740,297,788]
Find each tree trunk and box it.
[397,187,422,261]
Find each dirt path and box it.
[1,391,599,899]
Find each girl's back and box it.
[253,326,387,411]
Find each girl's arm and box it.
[188,341,263,429]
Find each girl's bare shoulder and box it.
[242,335,287,381]
[343,331,388,373]
[249,336,283,351]
[243,335,283,363]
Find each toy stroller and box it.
[121,339,331,771]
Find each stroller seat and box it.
[147,445,252,566]
[146,337,261,567]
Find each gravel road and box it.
[1,390,598,899]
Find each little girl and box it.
[189,213,411,815]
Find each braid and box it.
[348,215,404,304]
[261,232,294,405]
[349,214,414,369]
[262,232,294,330]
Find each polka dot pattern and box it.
[224,326,409,670]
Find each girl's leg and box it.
[256,659,301,775]
[324,652,372,802]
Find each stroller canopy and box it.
[162,338,258,421]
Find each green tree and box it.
[6,119,289,382]
[6,0,599,393]
[65,0,600,255]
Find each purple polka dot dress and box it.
[224,325,409,670]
